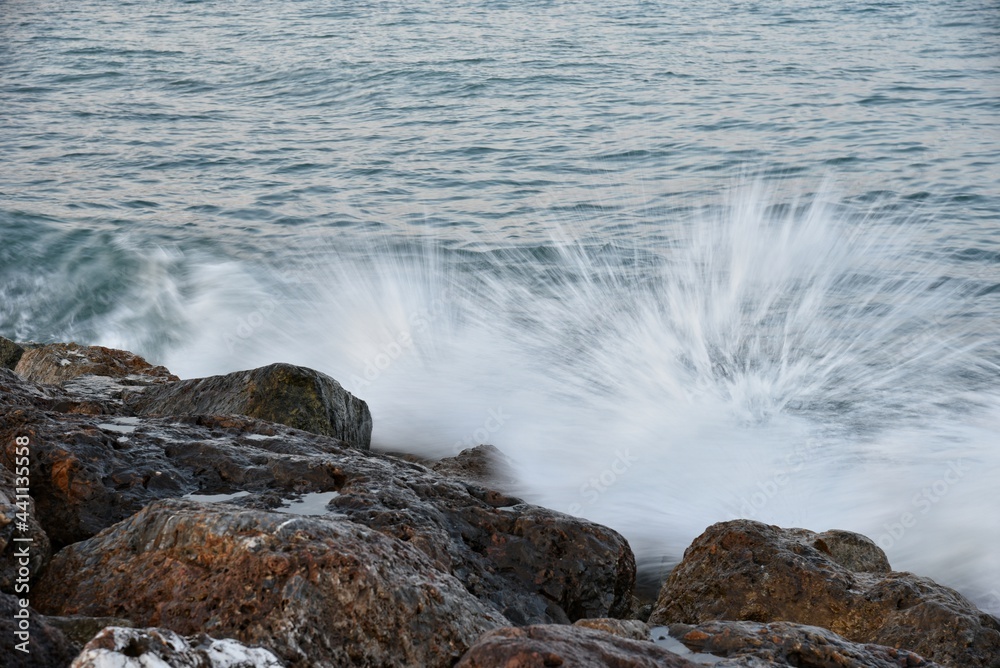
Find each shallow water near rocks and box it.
[2,0,999,609]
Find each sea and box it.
[2,0,999,607]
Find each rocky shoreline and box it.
[1,338,998,667]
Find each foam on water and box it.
[14,183,1000,609]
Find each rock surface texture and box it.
[650,520,1000,668]
[14,343,178,385]
[69,626,284,668]
[456,624,700,668]
[0,336,24,370]
[129,362,373,448]
[36,500,507,667]
[0,592,80,668]
[0,407,634,624]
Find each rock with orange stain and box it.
[36,499,508,668]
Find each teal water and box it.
[2,0,999,606]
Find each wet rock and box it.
[36,499,507,668]
[670,620,943,667]
[0,407,191,548]
[14,343,177,386]
[70,626,284,668]
[0,592,79,668]
[456,624,700,667]
[573,617,651,641]
[0,406,634,623]
[650,520,1000,668]
[128,362,372,448]
[432,444,517,488]
[0,467,51,593]
[0,336,24,370]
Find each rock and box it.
[14,343,177,386]
[573,617,651,641]
[806,528,891,574]
[36,499,507,668]
[69,626,284,668]
[670,620,943,667]
[0,404,634,623]
[432,444,516,488]
[0,592,79,668]
[0,466,51,593]
[1,336,24,370]
[45,616,135,648]
[650,520,1000,668]
[128,362,372,448]
[456,624,699,667]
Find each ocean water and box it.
[2,0,1000,607]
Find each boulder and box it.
[35,499,507,668]
[14,343,177,385]
[0,405,634,623]
[649,520,1000,668]
[69,626,284,668]
[128,363,372,448]
[0,592,79,668]
[573,617,651,641]
[669,620,943,667]
[456,624,700,667]
[431,444,516,488]
[0,336,24,370]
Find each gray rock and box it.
[456,624,700,667]
[45,616,135,648]
[573,617,651,641]
[0,466,50,594]
[431,444,517,489]
[0,337,24,370]
[0,592,79,668]
[69,626,284,668]
[38,500,507,668]
[128,362,372,448]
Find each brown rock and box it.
[14,343,177,385]
[128,362,372,448]
[69,627,284,668]
[649,520,1000,668]
[573,618,651,641]
[35,499,507,668]
[670,620,943,667]
[0,406,634,624]
[0,592,79,668]
[456,624,700,667]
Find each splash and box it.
[15,183,998,607]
